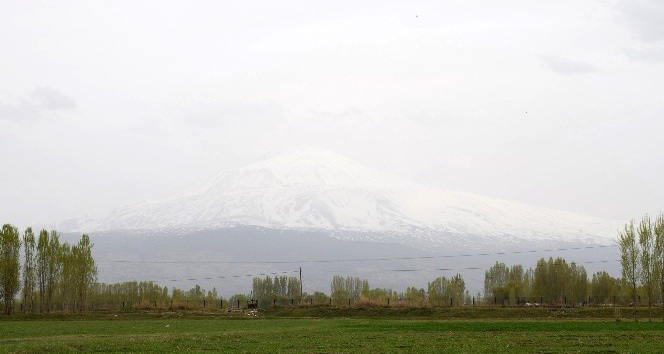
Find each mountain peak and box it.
[62,146,622,247]
[246,146,362,175]
[189,146,404,196]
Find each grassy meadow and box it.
[1,307,664,353]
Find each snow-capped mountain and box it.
[59,146,622,247]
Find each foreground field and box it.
[1,309,664,353]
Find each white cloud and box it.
[0,86,76,121]
[618,0,664,42]
[30,86,76,111]
[625,45,664,62]
[539,56,597,75]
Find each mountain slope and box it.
[60,146,622,246]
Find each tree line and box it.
[617,213,664,321]
[483,257,605,306]
[3,214,664,314]
[1,224,97,314]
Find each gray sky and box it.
[1,0,663,229]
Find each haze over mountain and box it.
[60,146,621,248]
[53,146,625,296]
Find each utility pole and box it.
[299,267,303,302]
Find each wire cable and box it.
[96,244,617,265]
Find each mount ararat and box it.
[56,147,623,295]
[61,146,621,247]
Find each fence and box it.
[8,294,655,313]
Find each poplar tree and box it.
[638,215,655,322]
[35,230,62,313]
[653,214,664,321]
[590,271,620,304]
[22,227,36,313]
[428,274,466,306]
[484,262,509,301]
[330,276,367,305]
[35,229,49,312]
[45,231,62,313]
[60,243,74,311]
[74,234,97,311]
[618,219,640,321]
[0,224,21,314]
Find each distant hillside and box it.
[58,146,622,251]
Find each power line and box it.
[103,270,300,285]
[96,244,617,265]
[388,258,621,273]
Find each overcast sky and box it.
[1,0,663,229]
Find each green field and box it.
[2,308,664,353]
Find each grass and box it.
[1,308,664,353]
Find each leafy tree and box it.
[60,242,74,311]
[569,261,588,304]
[228,293,248,307]
[428,276,449,306]
[618,219,640,320]
[654,214,664,320]
[307,291,329,306]
[0,224,21,314]
[253,276,274,302]
[187,284,204,300]
[21,227,36,313]
[447,274,466,306]
[484,262,529,305]
[532,257,587,305]
[35,229,49,312]
[403,287,426,306]
[360,287,396,304]
[590,271,620,304]
[286,277,301,300]
[73,235,97,311]
[428,273,465,306]
[507,264,527,304]
[36,230,62,313]
[484,262,509,301]
[330,276,367,305]
[638,215,656,321]
[252,275,301,306]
